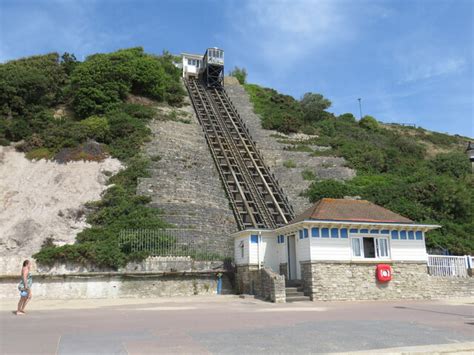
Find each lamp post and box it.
[358,98,363,120]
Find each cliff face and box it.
[224,80,355,215]
[136,94,238,255]
[0,146,122,272]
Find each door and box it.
[287,235,297,280]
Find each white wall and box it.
[234,235,249,265]
[311,237,351,261]
[390,239,428,261]
[261,235,279,273]
[182,55,202,78]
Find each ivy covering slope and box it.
[0,48,185,268]
[245,84,473,255]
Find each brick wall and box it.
[301,261,474,301]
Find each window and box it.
[340,228,348,238]
[370,229,379,234]
[400,231,407,240]
[188,59,192,65]
[381,230,390,235]
[311,227,320,238]
[415,231,423,240]
[351,237,390,259]
[250,235,259,244]
[360,229,369,234]
[376,238,389,257]
[331,228,339,238]
[363,238,376,258]
[352,238,362,257]
[391,230,399,240]
[408,231,415,240]
[303,229,309,238]
[277,235,285,244]
[321,228,330,238]
[299,230,303,239]
[239,241,244,258]
[350,229,358,234]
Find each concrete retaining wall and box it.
[0,271,232,299]
[301,261,474,301]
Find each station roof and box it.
[290,198,414,225]
[181,52,203,59]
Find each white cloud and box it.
[399,56,467,83]
[227,0,353,70]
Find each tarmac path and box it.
[1,296,473,354]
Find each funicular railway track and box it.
[186,77,294,230]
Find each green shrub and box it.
[301,169,316,180]
[71,48,184,118]
[79,116,110,141]
[283,160,297,168]
[430,152,471,178]
[359,115,379,130]
[305,180,355,202]
[25,148,54,160]
[229,66,247,85]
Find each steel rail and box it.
[205,87,275,229]
[210,88,290,224]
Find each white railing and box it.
[427,255,471,277]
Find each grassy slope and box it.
[244,83,473,255]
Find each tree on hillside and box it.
[229,66,247,85]
[300,92,331,122]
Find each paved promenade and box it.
[1,296,473,354]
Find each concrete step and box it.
[286,295,311,303]
[285,280,303,288]
[286,290,305,297]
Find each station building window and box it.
[351,236,390,259]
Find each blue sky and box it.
[1,0,472,137]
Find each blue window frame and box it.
[391,230,399,240]
[331,228,339,238]
[381,230,390,235]
[299,230,303,239]
[251,235,259,244]
[400,231,407,240]
[303,229,309,238]
[415,231,423,240]
[311,227,320,238]
[360,229,369,234]
[370,229,379,234]
[408,231,415,240]
[321,228,330,238]
[340,228,348,238]
[350,229,358,234]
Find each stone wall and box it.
[224,81,355,216]
[1,256,227,276]
[137,87,237,256]
[235,265,285,303]
[301,261,474,301]
[0,271,232,299]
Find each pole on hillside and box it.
[358,98,363,119]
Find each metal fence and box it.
[118,229,233,261]
[427,255,471,277]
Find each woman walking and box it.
[16,260,32,315]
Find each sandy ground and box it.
[0,146,122,273]
[0,296,473,354]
